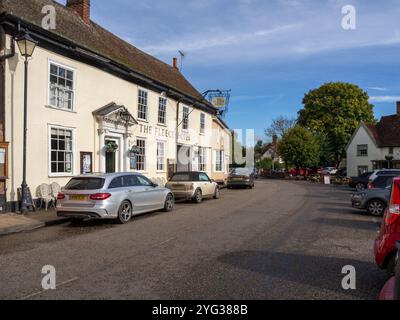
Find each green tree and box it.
[257,158,272,170]
[298,82,375,166]
[278,126,321,174]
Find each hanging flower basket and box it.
[128,146,140,158]
[105,141,119,153]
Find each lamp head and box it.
[16,32,38,58]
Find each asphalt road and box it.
[0,179,386,300]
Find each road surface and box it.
[0,179,386,300]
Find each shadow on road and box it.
[318,207,367,216]
[318,202,353,208]
[218,250,384,299]
[312,217,381,231]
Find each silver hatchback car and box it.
[56,173,175,224]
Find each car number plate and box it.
[70,195,87,201]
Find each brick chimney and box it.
[67,0,91,25]
[397,101,400,115]
[172,57,178,69]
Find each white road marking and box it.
[151,237,176,248]
[21,277,80,300]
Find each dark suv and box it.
[349,172,373,191]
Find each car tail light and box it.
[57,192,65,200]
[368,183,374,189]
[90,193,111,201]
[386,179,400,225]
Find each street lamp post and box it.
[15,32,37,214]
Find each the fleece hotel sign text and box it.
[138,124,191,142]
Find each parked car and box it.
[349,171,373,191]
[321,167,338,175]
[351,187,391,216]
[375,177,400,276]
[165,172,220,203]
[227,168,255,189]
[368,174,400,190]
[288,168,313,177]
[369,169,400,184]
[379,241,400,300]
[56,173,175,224]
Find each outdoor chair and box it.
[50,182,61,202]
[38,183,54,211]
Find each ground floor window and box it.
[199,147,207,172]
[50,126,74,175]
[357,166,369,176]
[157,141,166,171]
[136,139,146,171]
[215,150,224,172]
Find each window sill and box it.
[137,119,149,124]
[45,105,77,114]
[157,123,168,127]
[48,173,75,178]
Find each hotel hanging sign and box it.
[203,90,231,117]
[211,97,227,109]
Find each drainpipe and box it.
[0,24,16,144]
[175,99,182,172]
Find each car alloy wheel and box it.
[193,189,202,204]
[368,200,385,216]
[164,193,175,212]
[356,183,365,191]
[117,201,132,224]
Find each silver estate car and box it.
[56,173,175,224]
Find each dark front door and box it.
[105,140,116,173]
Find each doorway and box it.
[105,139,118,173]
[177,145,192,172]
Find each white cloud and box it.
[106,1,400,67]
[140,24,300,55]
[369,96,400,103]
[368,87,389,92]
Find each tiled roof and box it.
[1,0,209,104]
[365,114,400,147]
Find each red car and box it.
[379,242,400,300]
[375,177,400,275]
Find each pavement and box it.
[0,179,386,300]
[0,210,68,237]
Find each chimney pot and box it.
[67,0,91,25]
[173,57,178,69]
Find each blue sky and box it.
[60,0,400,141]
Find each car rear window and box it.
[170,173,199,181]
[65,178,105,190]
[232,168,250,176]
[373,176,395,188]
